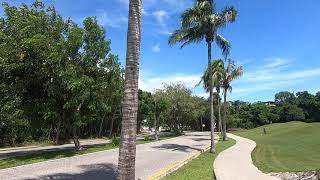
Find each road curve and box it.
[0,132,211,180]
[214,133,280,180]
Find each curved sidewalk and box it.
[214,133,280,180]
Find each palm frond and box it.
[221,6,238,23]
[215,34,231,59]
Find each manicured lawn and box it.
[0,135,175,169]
[234,121,320,172]
[163,139,236,180]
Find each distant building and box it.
[264,101,277,107]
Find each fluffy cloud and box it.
[152,10,169,27]
[139,73,201,92]
[96,11,127,28]
[151,44,161,53]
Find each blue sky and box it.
[1,0,320,102]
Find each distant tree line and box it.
[226,91,320,129]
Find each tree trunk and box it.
[98,114,105,138]
[154,114,159,141]
[72,126,82,151]
[200,116,203,132]
[117,0,141,179]
[217,89,223,137]
[55,113,63,145]
[222,90,228,141]
[109,113,116,138]
[207,40,216,153]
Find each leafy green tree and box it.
[279,104,305,122]
[295,91,320,122]
[221,59,243,140]
[199,59,224,134]
[169,0,237,152]
[0,1,123,148]
[275,91,296,105]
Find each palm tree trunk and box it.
[217,90,223,137]
[117,0,141,179]
[207,40,216,153]
[222,90,228,141]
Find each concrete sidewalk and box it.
[214,133,280,180]
[0,139,110,158]
[0,132,212,180]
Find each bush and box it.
[111,136,120,147]
[143,135,150,141]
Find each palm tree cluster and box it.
[168,0,238,152]
[200,59,243,141]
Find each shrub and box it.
[143,135,150,141]
[111,136,120,147]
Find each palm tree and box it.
[117,0,141,179]
[199,60,224,136]
[168,0,237,153]
[221,58,243,141]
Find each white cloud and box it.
[96,11,127,28]
[139,73,201,92]
[152,10,169,27]
[152,44,161,53]
[158,30,172,35]
[263,58,290,68]
[227,57,320,101]
[142,8,148,15]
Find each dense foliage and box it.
[0,2,123,147]
[227,91,320,129]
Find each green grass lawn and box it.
[234,121,320,172]
[163,139,236,180]
[0,135,175,169]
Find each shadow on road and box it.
[27,163,117,180]
[152,144,203,152]
[191,138,211,141]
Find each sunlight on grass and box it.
[234,121,320,172]
[163,139,236,180]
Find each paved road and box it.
[214,133,280,180]
[0,132,211,180]
[0,139,110,158]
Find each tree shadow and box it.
[152,144,202,152]
[183,134,208,137]
[26,163,117,180]
[191,138,211,141]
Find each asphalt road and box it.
[0,132,211,180]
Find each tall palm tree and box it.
[117,0,141,179]
[199,60,224,136]
[169,0,237,152]
[221,58,243,141]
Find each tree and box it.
[221,58,243,140]
[157,84,199,135]
[0,1,123,148]
[275,91,295,105]
[117,0,142,179]
[199,59,224,135]
[279,104,305,122]
[168,0,237,153]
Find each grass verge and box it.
[234,121,320,172]
[0,135,175,169]
[162,139,236,180]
